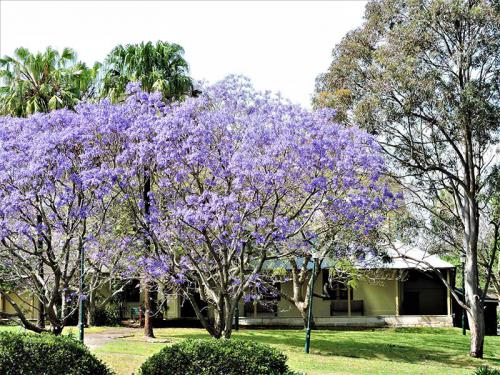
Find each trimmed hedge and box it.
[0,331,113,375]
[139,338,293,375]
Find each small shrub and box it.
[474,367,500,375]
[94,302,122,326]
[0,331,113,375]
[139,338,292,375]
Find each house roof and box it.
[454,289,499,304]
[266,241,455,271]
[357,241,455,270]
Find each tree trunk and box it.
[184,291,219,338]
[465,240,485,357]
[212,306,224,339]
[37,289,45,328]
[142,170,155,338]
[222,298,235,339]
[36,214,45,328]
[295,301,316,329]
[467,298,485,357]
[462,195,485,358]
[86,290,96,326]
[143,278,155,338]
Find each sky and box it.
[0,1,367,108]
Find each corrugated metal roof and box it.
[265,241,455,271]
[358,241,455,270]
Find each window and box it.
[123,279,140,302]
[243,282,281,316]
[322,270,352,300]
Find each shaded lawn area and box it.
[90,327,499,375]
[1,326,498,374]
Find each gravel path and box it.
[84,328,138,350]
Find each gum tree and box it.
[315,0,499,357]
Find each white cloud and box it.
[0,0,366,107]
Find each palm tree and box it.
[100,41,193,102]
[0,47,99,117]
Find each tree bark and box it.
[464,227,485,357]
[36,214,45,328]
[222,297,235,339]
[143,278,155,338]
[142,170,155,338]
[86,289,96,326]
[462,193,485,358]
[212,302,224,339]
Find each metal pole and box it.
[462,260,466,336]
[79,246,85,343]
[304,260,317,353]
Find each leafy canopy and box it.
[0,46,100,116]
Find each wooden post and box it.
[446,269,452,316]
[395,271,400,316]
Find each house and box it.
[1,243,497,334]
[163,243,459,329]
[452,289,499,336]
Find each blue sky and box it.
[1,1,367,107]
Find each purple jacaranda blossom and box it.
[102,76,400,338]
[0,75,400,338]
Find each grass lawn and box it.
[1,326,499,374]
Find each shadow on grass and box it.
[157,329,500,369]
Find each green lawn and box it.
[1,326,499,375]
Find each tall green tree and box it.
[0,47,100,117]
[315,0,499,358]
[100,41,193,103]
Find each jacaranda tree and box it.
[90,76,397,338]
[99,40,194,337]
[0,109,123,334]
[0,76,396,338]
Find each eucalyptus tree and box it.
[0,47,99,117]
[100,41,193,103]
[315,0,499,357]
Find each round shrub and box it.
[139,339,292,375]
[0,331,113,375]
